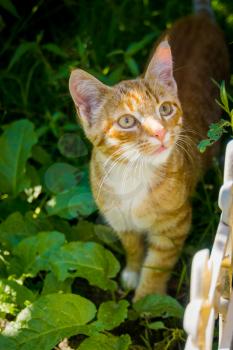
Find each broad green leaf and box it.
[2,294,96,350]
[133,294,184,319]
[50,241,120,290]
[46,185,97,219]
[8,231,66,277]
[92,300,129,332]
[42,43,67,57]
[41,272,72,295]
[8,42,36,70]
[0,335,16,350]
[44,162,80,194]
[69,221,122,253]
[0,119,38,196]
[0,279,35,316]
[0,211,54,250]
[78,334,131,350]
[0,0,19,18]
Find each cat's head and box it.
[69,40,182,166]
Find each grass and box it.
[0,0,232,349]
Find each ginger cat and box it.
[69,0,229,301]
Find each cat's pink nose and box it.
[155,127,166,141]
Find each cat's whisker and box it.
[97,147,138,199]
[102,144,135,169]
[175,140,195,166]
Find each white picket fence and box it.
[184,140,233,350]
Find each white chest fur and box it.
[96,152,156,233]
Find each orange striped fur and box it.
[69,10,229,300]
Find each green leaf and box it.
[126,32,156,56]
[0,0,19,18]
[78,334,131,350]
[2,293,96,350]
[0,119,38,196]
[69,221,122,253]
[148,321,166,330]
[31,145,52,165]
[0,335,16,350]
[0,279,35,316]
[42,43,67,57]
[92,300,129,332]
[220,81,230,113]
[125,57,139,77]
[133,294,184,319]
[198,139,212,153]
[46,185,97,219]
[50,241,120,291]
[8,42,36,70]
[41,272,72,295]
[0,211,54,250]
[44,162,81,194]
[8,231,66,277]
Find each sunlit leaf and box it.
[8,231,66,277]
[2,294,96,350]
[78,334,131,350]
[0,279,35,316]
[133,294,184,319]
[50,241,120,291]
[91,300,129,332]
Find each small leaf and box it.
[148,321,166,330]
[50,241,120,291]
[220,81,230,113]
[133,294,184,319]
[2,294,96,350]
[198,139,212,153]
[92,300,129,332]
[0,0,19,18]
[8,231,66,277]
[78,334,131,350]
[0,119,38,196]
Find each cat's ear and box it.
[145,40,177,92]
[69,69,110,134]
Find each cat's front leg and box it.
[118,231,145,290]
[133,208,191,301]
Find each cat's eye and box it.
[117,115,137,129]
[159,102,173,117]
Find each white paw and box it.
[121,268,139,290]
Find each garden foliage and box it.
[0,0,232,349]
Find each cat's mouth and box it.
[154,145,167,154]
